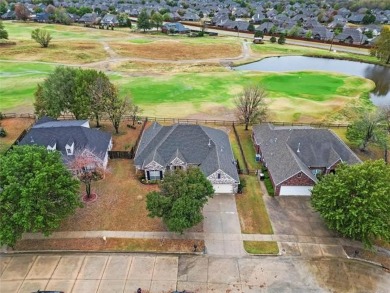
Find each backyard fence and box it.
[108,151,133,159]
[0,113,350,128]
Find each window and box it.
[149,170,161,180]
[297,173,302,178]
[217,173,221,179]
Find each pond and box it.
[235,56,390,106]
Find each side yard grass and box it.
[234,125,261,170]
[235,175,273,234]
[15,238,205,253]
[244,241,279,255]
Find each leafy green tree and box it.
[0,145,81,247]
[54,7,72,25]
[137,9,151,32]
[311,160,390,248]
[270,36,276,43]
[146,168,214,233]
[34,67,116,121]
[31,28,52,48]
[305,30,313,39]
[288,25,300,37]
[278,34,286,44]
[247,23,255,32]
[235,84,268,130]
[362,12,376,24]
[34,66,77,118]
[346,109,388,152]
[162,12,171,21]
[254,30,264,38]
[0,0,8,15]
[151,11,163,31]
[103,94,131,134]
[0,20,8,39]
[370,25,390,64]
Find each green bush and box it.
[0,127,6,137]
[270,36,276,43]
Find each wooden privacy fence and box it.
[108,151,133,159]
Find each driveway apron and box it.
[202,194,245,256]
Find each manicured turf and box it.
[243,241,279,254]
[235,176,273,234]
[1,62,373,119]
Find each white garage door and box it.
[279,186,313,196]
[213,184,234,194]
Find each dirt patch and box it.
[307,258,387,292]
[109,41,241,60]
[0,117,35,153]
[344,246,390,270]
[115,60,227,74]
[94,120,146,151]
[0,40,108,64]
[14,238,205,253]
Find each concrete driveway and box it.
[264,196,336,238]
[202,194,245,256]
[1,253,389,293]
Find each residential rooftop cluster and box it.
[1,0,389,44]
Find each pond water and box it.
[234,56,390,106]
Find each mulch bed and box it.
[14,238,205,253]
[343,246,390,271]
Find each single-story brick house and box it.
[134,122,239,193]
[252,123,361,196]
[19,117,112,168]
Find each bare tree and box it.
[68,149,106,201]
[129,103,143,126]
[235,84,268,130]
[104,94,132,134]
[88,75,116,127]
[14,3,30,21]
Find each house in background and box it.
[19,117,112,168]
[134,122,239,194]
[252,123,361,196]
[161,22,190,34]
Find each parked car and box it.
[253,37,264,44]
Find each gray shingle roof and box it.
[253,123,361,186]
[19,118,112,162]
[134,123,239,181]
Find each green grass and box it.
[0,62,55,111]
[235,176,273,234]
[4,22,130,40]
[244,241,279,254]
[235,125,261,170]
[250,42,382,65]
[0,61,374,119]
[228,128,246,172]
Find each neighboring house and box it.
[19,117,113,168]
[336,28,367,44]
[78,13,99,26]
[134,123,240,194]
[252,123,361,196]
[100,13,119,27]
[312,25,334,40]
[161,22,190,34]
[1,11,16,20]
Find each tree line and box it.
[34,66,142,133]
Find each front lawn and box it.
[244,241,279,255]
[235,175,273,234]
[15,238,205,253]
[59,159,167,231]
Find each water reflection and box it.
[364,65,390,96]
[234,56,390,106]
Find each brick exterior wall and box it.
[275,172,315,196]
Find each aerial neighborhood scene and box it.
[0,0,390,292]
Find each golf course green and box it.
[0,60,374,121]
